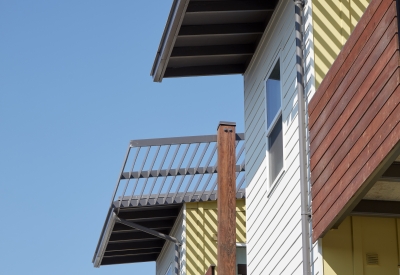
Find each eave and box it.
[151,0,279,82]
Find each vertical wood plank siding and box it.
[308,0,400,242]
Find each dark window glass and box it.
[268,115,283,184]
[266,62,281,129]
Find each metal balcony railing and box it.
[93,131,246,267]
[110,133,246,209]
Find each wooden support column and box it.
[217,121,236,275]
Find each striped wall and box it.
[185,200,246,275]
[244,0,321,273]
[312,0,370,88]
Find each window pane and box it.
[266,62,281,129]
[165,264,173,275]
[236,247,247,275]
[269,115,283,184]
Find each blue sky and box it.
[0,1,244,274]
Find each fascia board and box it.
[93,211,117,267]
[151,0,189,82]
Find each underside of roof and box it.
[151,0,280,82]
[98,204,182,265]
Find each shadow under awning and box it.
[151,0,280,82]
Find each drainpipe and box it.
[294,1,312,274]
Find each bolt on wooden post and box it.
[217,121,236,275]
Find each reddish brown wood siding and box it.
[309,0,400,242]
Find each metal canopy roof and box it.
[93,133,246,267]
[151,0,280,82]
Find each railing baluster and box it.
[118,147,140,208]
[128,146,151,206]
[138,146,161,204]
[155,144,181,203]
[111,134,245,207]
[145,145,171,205]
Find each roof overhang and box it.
[93,204,182,266]
[151,0,279,82]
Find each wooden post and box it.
[217,121,236,275]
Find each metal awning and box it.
[151,0,280,82]
[93,132,246,266]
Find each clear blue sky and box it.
[0,1,244,274]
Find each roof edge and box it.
[150,0,189,82]
[93,210,117,267]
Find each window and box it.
[164,264,173,275]
[266,61,283,187]
[236,245,247,275]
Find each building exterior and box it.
[92,128,248,274]
[310,0,400,274]
[94,0,400,274]
[157,200,246,275]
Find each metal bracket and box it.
[115,216,182,274]
[115,216,181,245]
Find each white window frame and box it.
[164,263,173,275]
[265,57,285,194]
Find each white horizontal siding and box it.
[156,207,185,275]
[244,0,322,273]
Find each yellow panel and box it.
[185,200,246,275]
[322,216,400,275]
[323,217,354,275]
[352,216,364,275]
[358,217,398,275]
[186,204,205,275]
[312,0,370,88]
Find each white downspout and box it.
[294,1,312,274]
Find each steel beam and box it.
[164,64,245,78]
[351,200,400,217]
[380,162,400,181]
[93,211,117,267]
[130,133,244,147]
[130,134,215,147]
[171,44,255,57]
[115,217,181,245]
[105,239,165,252]
[101,253,158,265]
[104,247,162,257]
[186,1,276,13]
[108,228,171,242]
[113,218,176,232]
[115,216,181,275]
[120,164,245,179]
[179,23,264,36]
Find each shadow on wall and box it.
[323,216,400,275]
[186,201,246,275]
[313,0,370,88]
